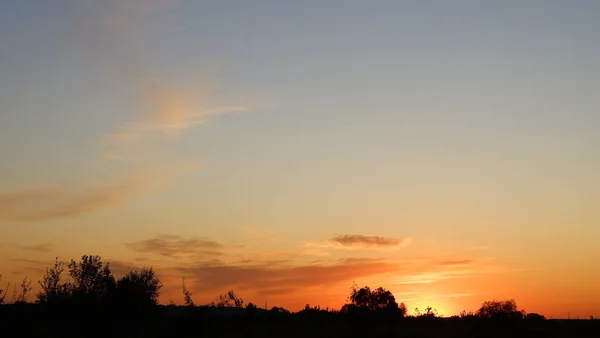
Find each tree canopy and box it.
[477,299,525,319]
[342,285,406,317]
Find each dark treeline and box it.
[0,255,598,338]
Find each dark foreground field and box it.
[1,304,598,338]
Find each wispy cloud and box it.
[306,234,411,250]
[75,1,251,152]
[165,252,494,310]
[436,292,478,298]
[394,273,452,285]
[9,258,57,274]
[99,79,251,148]
[21,243,55,253]
[10,258,53,266]
[0,165,195,222]
[438,259,474,266]
[126,235,226,259]
[107,259,143,277]
[176,257,395,296]
[0,1,216,223]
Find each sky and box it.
[0,0,599,318]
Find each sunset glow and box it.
[1,1,599,319]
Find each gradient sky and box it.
[1,0,599,318]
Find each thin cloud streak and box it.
[306,234,411,250]
[75,1,252,151]
[99,79,251,147]
[127,234,225,259]
[438,259,474,266]
[21,243,55,253]
[436,292,478,298]
[0,1,215,223]
[176,258,395,296]
[394,273,452,285]
[0,164,197,222]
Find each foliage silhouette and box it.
[37,257,70,305]
[0,274,8,304]
[181,277,195,307]
[414,306,438,318]
[212,290,244,308]
[67,255,116,305]
[13,277,32,304]
[398,301,407,317]
[269,306,290,314]
[477,299,525,320]
[300,304,329,314]
[525,312,546,321]
[36,255,162,311]
[343,284,404,317]
[114,267,162,308]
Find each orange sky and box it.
[1,231,598,318]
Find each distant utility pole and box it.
[568,312,570,320]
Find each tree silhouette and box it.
[14,277,32,304]
[415,306,438,318]
[213,290,244,308]
[181,277,195,307]
[399,302,408,317]
[114,267,162,308]
[343,285,404,317]
[37,258,70,305]
[67,255,116,305]
[0,274,9,304]
[269,306,290,314]
[477,299,524,319]
[525,312,546,321]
